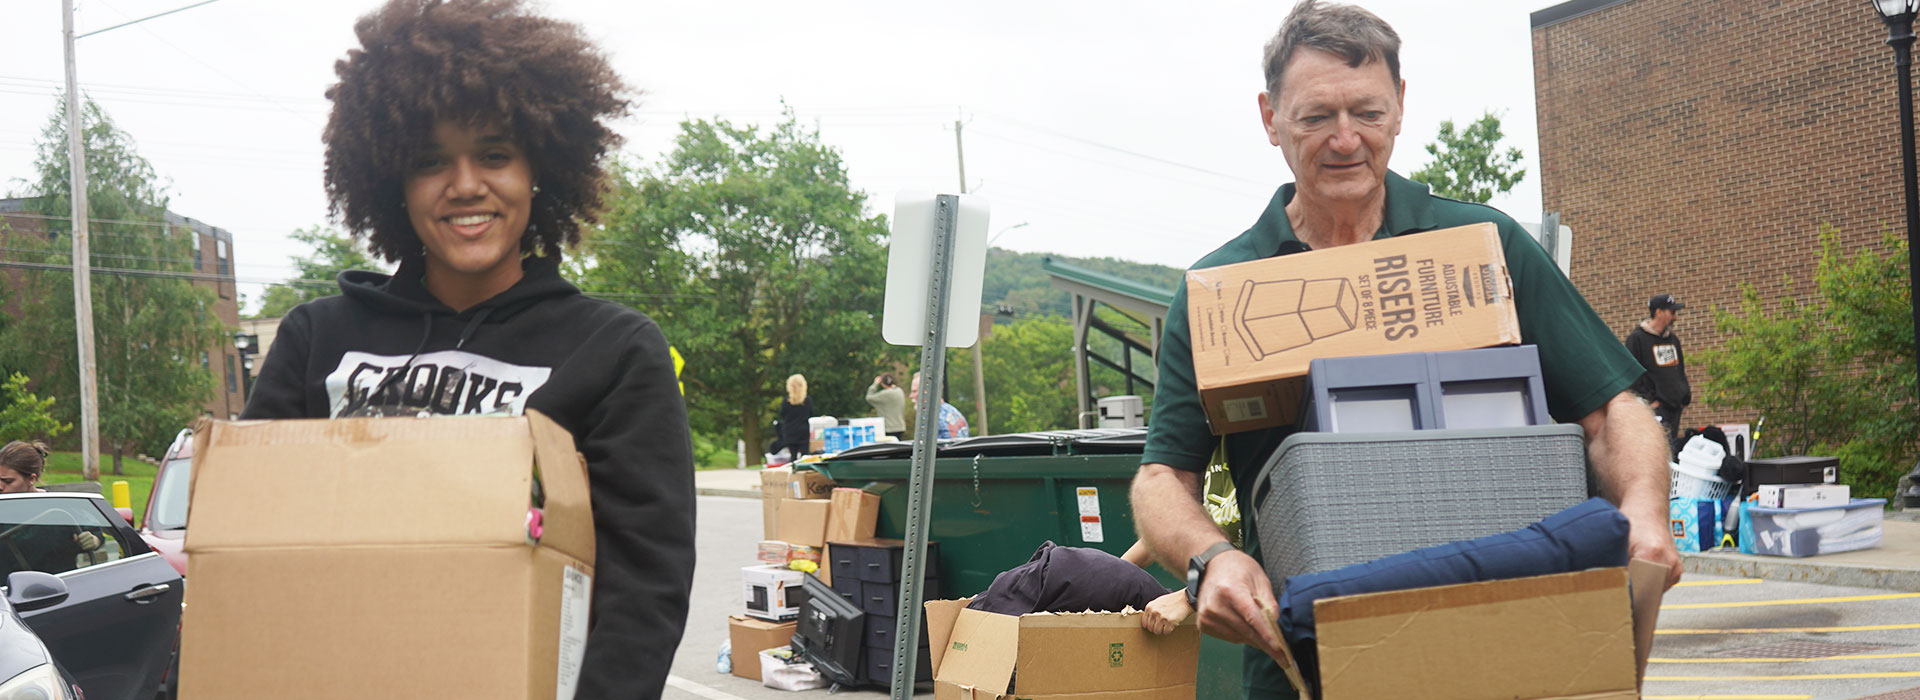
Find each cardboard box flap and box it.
[1627,558,1668,684]
[1313,567,1636,700]
[934,608,1021,694]
[526,410,595,564]
[925,598,972,676]
[187,416,546,552]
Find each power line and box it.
[976,111,1271,187]
[0,258,710,302]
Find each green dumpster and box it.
[810,432,1241,698]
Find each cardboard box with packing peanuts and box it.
[1185,223,1521,433]
[922,598,1200,700]
[181,412,595,700]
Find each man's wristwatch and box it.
[1185,541,1238,608]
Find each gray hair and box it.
[1262,0,1403,97]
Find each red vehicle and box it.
[137,429,192,577]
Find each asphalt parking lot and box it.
[668,493,1920,700]
[1645,574,1920,700]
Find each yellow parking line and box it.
[1647,671,1920,681]
[1659,623,1920,634]
[1671,578,1765,587]
[1663,592,1920,610]
[1650,652,1920,663]
[1645,695,1810,700]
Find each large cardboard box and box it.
[729,616,797,682]
[1185,222,1520,433]
[1280,561,1668,700]
[761,466,835,539]
[923,598,1200,700]
[181,412,595,700]
[824,487,881,544]
[777,498,832,548]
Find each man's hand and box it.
[1626,516,1683,588]
[72,531,100,552]
[1195,550,1288,665]
[1140,590,1192,635]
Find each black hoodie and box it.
[243,254,695,698]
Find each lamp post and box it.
[1870,0,1920,506]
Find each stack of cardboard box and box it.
[729,467,884,684]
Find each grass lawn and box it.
[38,452,156,526]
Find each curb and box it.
[1680,551,1920,591]
[695,488,759,499]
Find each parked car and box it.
[0,492,183,700]
[0,571,86,699]
[136,430,192,577]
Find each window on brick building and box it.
[192,234,202,271]
[216,239,229,276]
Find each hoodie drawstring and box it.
[456,307,495,350]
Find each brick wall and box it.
[1534,0,1909,427]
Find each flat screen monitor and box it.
[793,573,863,686]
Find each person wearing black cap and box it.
[1626,294,1691,448]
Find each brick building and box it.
[0,199,244,421]
[1532,0,1911,425]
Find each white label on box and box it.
[1081,515,1104,543]
[556,566,592,700]
[1076,487,1100,517]
[1223,396,1267,423]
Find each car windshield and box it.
[149,458,192,531]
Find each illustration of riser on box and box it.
[1232,278,1358,360]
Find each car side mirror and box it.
[6,572,69,613]
[116,507,134,525]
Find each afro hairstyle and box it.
[322,0,630,262]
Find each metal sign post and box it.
[891,195,957,699]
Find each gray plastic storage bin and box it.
[1251,424,1590,580]
[1301,345,1551,432]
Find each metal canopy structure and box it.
[1042,257,1175,428]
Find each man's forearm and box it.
[1582,392,1669,523]
[1131,464,1221,574]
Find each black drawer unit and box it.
[847,540,942,583]
[863,644,932,685]
[862,613,932,650]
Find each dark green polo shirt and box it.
[1141,171,1643,506]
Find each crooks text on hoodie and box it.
[243,253,695,698]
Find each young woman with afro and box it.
[241,1,694,695]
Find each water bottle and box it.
[716,639,731,674]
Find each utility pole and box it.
[956,115,989,436]
[58,0,219,481]
[63,0,100,481]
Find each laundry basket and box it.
[1250,425,1590,580]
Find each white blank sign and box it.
[882,192,989,348]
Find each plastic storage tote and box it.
[1250,424,1590,580]
[1738,498,1885,558]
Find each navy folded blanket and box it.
[1277,497,1630,695]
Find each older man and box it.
[1128,2,1680,697]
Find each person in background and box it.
[239,1,694,695]
[865,373,907,440]
[0,441,105,573]
[910,371,970,440]
[776,374,814,458]
[1129,2,1679,697]
[1626,293,1691,449]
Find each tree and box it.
[0,96,227,477]
[0,373,71,443]
[1699,227,1915,497]
[1409,111,1526,204]
[253,226,382,318]
[578,112,908,455]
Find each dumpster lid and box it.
[826,428,1147,460]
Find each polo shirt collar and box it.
[1248,170,1438,257]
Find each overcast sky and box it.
[0,0,1555,313]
